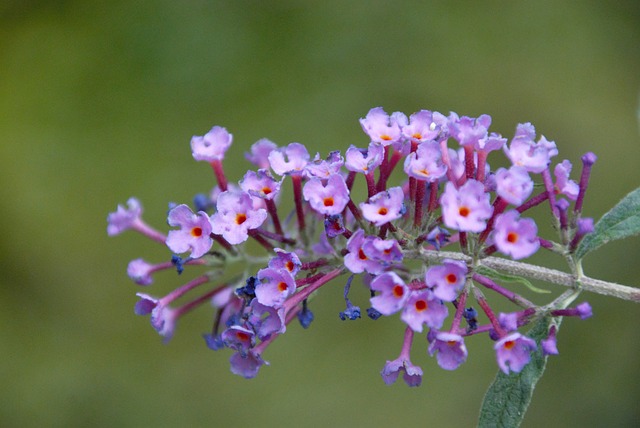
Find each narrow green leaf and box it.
[477,317,551,428]
[577,187,640,259]
[476,265,550,294]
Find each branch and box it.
[414,249,640,303]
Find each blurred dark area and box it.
[1,1,639,427]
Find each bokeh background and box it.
[2,1,639,427]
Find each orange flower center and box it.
[285,261,295,272]
[459,206,470,217]
[380,134,392,141]
[235,213,247,225]
[358,248,367,260]
[392,285,404,298]
[503,340,515,350]
[191,227,203,237]
[414,299,427,311]
[412,133,423,140]
[236,332,249,341]
[378,207,388,215]
[446,273,458,284]
[262,187,272,195]
[507,232,519,243]
[323,197,334,207]
[278,282,288,292]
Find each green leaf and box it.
[477,317,551,428]
[577,187,640,259]
[476,265,550,294]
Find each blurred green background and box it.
[1,1,639,427]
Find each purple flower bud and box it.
[190,126,233,162]
[494,332,537,374]
[440,180,493,232]
[498,312,519,332]
[428,332,468,370]
[492,210,540,260]
[576,302,593,319]
[360,187,405,226]
[166,204,213,259]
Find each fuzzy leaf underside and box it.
[577,187,640,259]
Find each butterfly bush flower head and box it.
[110,105,612,392]
[166,204,213,259]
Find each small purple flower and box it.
[554,160,579,200]
[402,110,446,143]
[134,293,158,315]
[245,138,277,169]
[381,357,423,387]
[127,258,156,286]
[440,180,493,232]
[401,290,448,332]
[425,259,467,302]
[360,107,403,145]
[255,267,296,308]
[495,166,534,206]
[240,169,282,200]
[268,248,302,277]
[248,300,286,340]
[221,325,256,356]
[134,293,178,340]
[541,331,559,356]
[268,142,310,176]
[344,142,384,173]
[360,187,405,226]
[190,126,233,162]
[229,351,267,379]
[303,174,350,216]
[324,214,346,238]
[369,272,409,316]
[210,191,267,244]
[166,204,213,259]
[492,210,540,260]
[343,230,384,274]
[494,332,537,374]
[362,237,403,266]
[504,123,558,173]
[476,132,507,153]
[107,197,142,236]
[428,331,468,370]
[448,113,491,147]
[576,302,593,319]
[404,140,447,182]
[305,151,344,179]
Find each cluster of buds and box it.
[108,107,595,384]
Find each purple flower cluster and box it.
[108,108,596,383]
